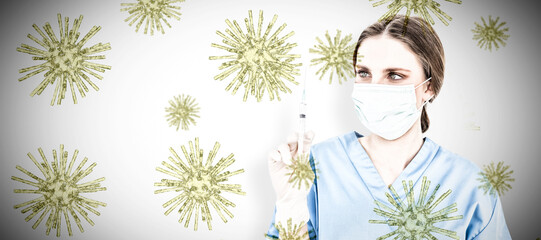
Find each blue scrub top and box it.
[266,131,511,240]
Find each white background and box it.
[1,0,540,239]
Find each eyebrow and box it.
[355,64,411,73]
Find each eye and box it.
[356,70,370,78]
[389,72,403,80]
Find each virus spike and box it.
[32,206,50,229]
[11,176,40,188]
[164,195,185,215]
[14,165,42,183]
[14,197,43,209]
[68,207,84,233]
[27,152,48,178]
[405,180,415,207]
[389,185,406,211]
[72,204,94,226]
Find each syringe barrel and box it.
[299,102,307,118]
[297,103,307,155]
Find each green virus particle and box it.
[369,0,462,31]
[472,15,510,52]
[477,161,514,197]
[11,144,106,237]
[165,94,200,131]
[209,10,302,102]
[286,153,318,190]
[309,30,355,84]
[265,218,309,240]
[121,0,185,35]
[16,13,111,106]
[369,176,463,240]
[154,138,246,231]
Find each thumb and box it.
[268,149,285,172]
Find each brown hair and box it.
[352,15,445,133]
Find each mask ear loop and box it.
[415,77,433,110]
[417,95,433,111]
[414,77,432,89]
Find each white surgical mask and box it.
[352,78,433,140]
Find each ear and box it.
[424,80,435,102]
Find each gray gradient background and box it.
[1,0,540,239]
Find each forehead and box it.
[356,35,422,71]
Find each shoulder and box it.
[423,138,495,207]
[425,138,502,236]
[427,138,482,178]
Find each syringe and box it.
[297,65,308,159]
[284,66,308,166]
[297,88,307,157]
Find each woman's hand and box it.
[267,131,315,232]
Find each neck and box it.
[362,120,425,171]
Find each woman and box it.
[266,15,511,240]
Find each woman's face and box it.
[354,35,434,108]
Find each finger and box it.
[268,149,281,163]
[285,132,298,152]
[277,143,293,165]
[302,130,315,152]
[304,130,315,142]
